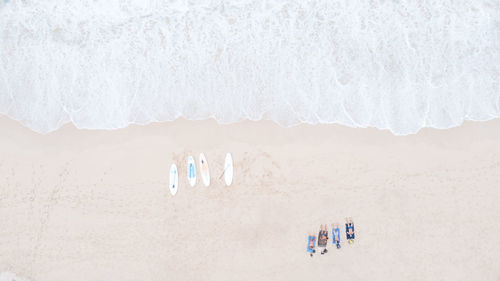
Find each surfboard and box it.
[199,153,210,186]
[187,156,196,187]
[224,153,233,186]
[169,164,178,195]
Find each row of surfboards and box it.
[169,153,233,196]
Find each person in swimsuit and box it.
[332,223,341,249]
[318,224,329,254]
[345,217,355,244]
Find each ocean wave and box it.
[0,0,499,135]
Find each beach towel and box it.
[307,236,316,253]
[333,227,341,248]
[346,223,355,240]
[318,230,328,247]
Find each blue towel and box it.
[332,228,341,244]
[307,236,316,253]
[346,223,355,239]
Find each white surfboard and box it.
[169,164,178,195]
[199,153,210,187]
[224,153,233,186]
[187,156,196,187]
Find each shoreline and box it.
[3,113,500,136]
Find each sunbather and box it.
[307,234,316,257]
[318,224,329,254]
[332,223,341,249]
[345,217,355,244]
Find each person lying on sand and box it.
[307,234,316,257]
[332,223,341,249]
[345,217,355,244]
[318,224,329,254]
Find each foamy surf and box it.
[0,1,498,135]
[0,271,29,281]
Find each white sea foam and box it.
[0,0,498,135]
[0,271,28,281]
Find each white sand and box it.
[1,117,500,281]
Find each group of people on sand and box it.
[307,217,355,256]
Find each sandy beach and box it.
[1,117,500,281]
